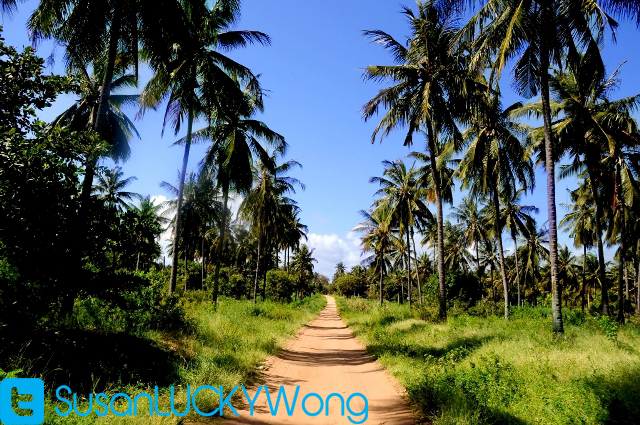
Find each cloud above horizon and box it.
[306,232,364,278]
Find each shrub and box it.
[266,270,295,302]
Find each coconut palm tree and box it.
[92,166,140,211]
[292,245,317,299]
[29,0,190,204]
[501,189,538,307]
[370,159,427,308]
[127,195,169,271]
[522,52,640,316]
[518,221,550,304]
[354,202,400,306]
[450,195,488,275]
[240,153,303,302]
[48,60,140,164]
[162,172,222,289]
[181,76,286,303]
[455,94,534,320]
[139,0,269,295]
[362,0,479,319]
[450,0,620,332]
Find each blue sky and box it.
[3,0,640,277]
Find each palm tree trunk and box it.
[136,252,140,271]
[426,125,446,320]
[168,106,193,295]
[412,227,423,306]
[637,253,640,317]
[201,236,206,291]
[513,234,520,307]
[582,244,587,313]
[625,264,629,300]
[406,226,412,309]
[213,181,229,303]
[616,166,626,324]
[476,240,480,278]
[492,187,510,320]
[379,258,384,307]
[253,226,261,304]
[539,12,563,332]
[586,161,609,315]
[80,9,122,208]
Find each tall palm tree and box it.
[523,53,640,316]
[29,0,190,204]
[240,153,303,302]
[518,220,550,304]
[48,60,140,164]
[451,0,617,332]
[455,95,534,320]
[92,166,140,211]
[139,0,269,295]
[182,76,286,303]
[370,159,427,308]
[501,189,538,307]
[560,184,596,312]
[450,195,487,275]
[127,195,169,271]
[162,172,222,289]
[362,0,478,319]
[354,203,400,306]
[292,245,317,299]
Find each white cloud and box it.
[306,232,364,278]
[150,195,172,261]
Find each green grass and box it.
[6,294,326,424]
[337,297,640,425]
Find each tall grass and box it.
[337,297,640,425]
[5,294,326,424]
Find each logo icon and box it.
[0,378,45,425]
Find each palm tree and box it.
[451,0,619,332]
[518,221,550,305]
[501,189,538,307]
[139,0,269,295]
[93,166,140,211]
[127,195,169,271]
[292,245,317,299]
[162,172,222,289]
[450,195,487,275]
[455,95,534,320]
[443,221,471,273]
[560,184,596,312]
[240,152,303,302]
[182,76,286,303]
[48,60,140,164]
[522,53,640,316]
[362,0,478,319]
[29,0,190,205]
[354,203,400,306]
[370,159,427,308]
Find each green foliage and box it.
[424,272,483,306]
[333,274,368,297]
[266,270,295,302]
[338,297,640,425]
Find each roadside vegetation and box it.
[338,297,640,425]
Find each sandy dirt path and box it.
[223,295,414,425]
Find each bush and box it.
[266,270,295,302]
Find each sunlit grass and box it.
[35,294,326,424]
[337,297,640,425]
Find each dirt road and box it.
[223,295,414,424]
